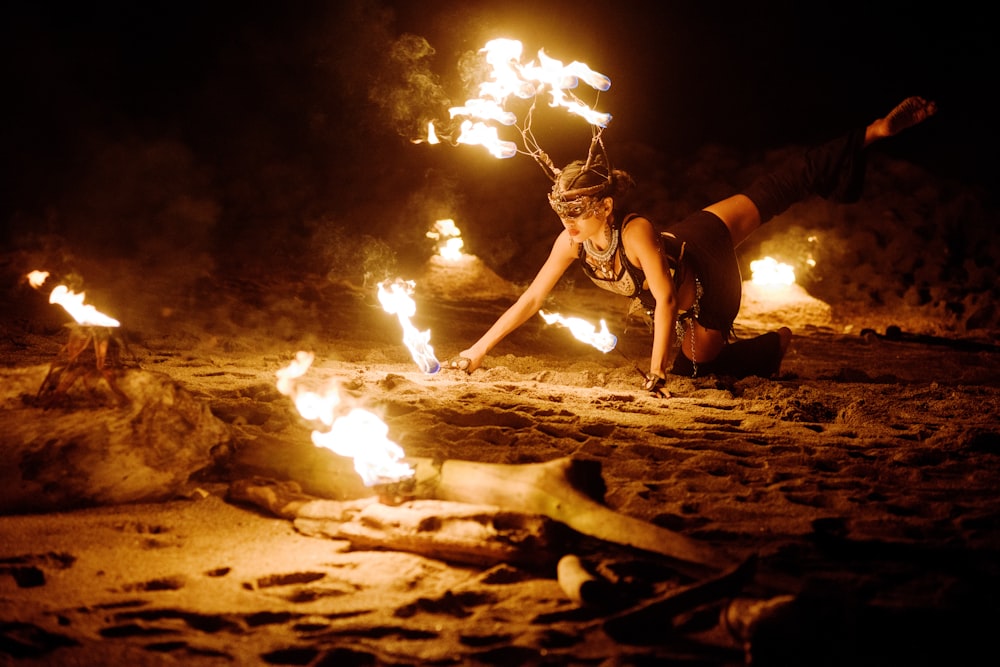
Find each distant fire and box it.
[377,278,441,374]
[27,270,121,327]
[26,269,128,402]
[276,351,414,487]
[538,310,618,353]
[750,257,796,287]
[426,219,466,261]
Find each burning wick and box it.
[428,38,612,158]
[539,310,650,381]
[377,278,441,374]
[27,270,121,327]
[276,351,415,487]
[538,310,617,353]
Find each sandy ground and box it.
[1,244,999,667]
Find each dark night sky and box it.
[1,0,994,278]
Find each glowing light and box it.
[378,278,441,374]
[454,120,518,158]
[426,218,466,261]
[276,351,414,486]
[538,310,617,353]
[28,270,121,327]
[429,38,612,158]
[750,257,796,287]
[27,270,49,288]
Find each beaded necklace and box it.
[583,224,619,276]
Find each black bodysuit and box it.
[577,127,869,378]
[578,211,741,336]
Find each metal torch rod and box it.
[614,347,649,382]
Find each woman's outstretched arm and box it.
[455,230,578,372]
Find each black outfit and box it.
[579,128,869,379]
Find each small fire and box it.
[426,121,439,145]
[750,257,796,287]
[426,218,466,261]
[429,38,611,158]
[276,351,414,486]
[377,278,441,374]
[538,310,617,353]
[453,120,517,158]
[27,270,121,327]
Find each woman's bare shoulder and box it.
[621,214,657,239]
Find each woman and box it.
[448,97,937,394]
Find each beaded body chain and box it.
[675,279,704,377]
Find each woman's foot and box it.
[865,96,937,145]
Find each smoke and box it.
[367,34,451,142]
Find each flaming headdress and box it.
[430,38,615,196]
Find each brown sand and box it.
[1,238,998,666]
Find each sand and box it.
[1,232,999,666]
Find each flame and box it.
[453,119,518,158]
[538,310,617,353]
[27,270,49,288]
[429,38,612,158]
[426,218,466,261]
[377,278,441,374]
[27,270,121,327]
[276,351,414,486]
[750,257,796,287]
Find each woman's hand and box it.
[447,348,483,373]
[643,373,670,398]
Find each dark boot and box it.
[669,331,785,379]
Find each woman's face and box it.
[555,196,611,241]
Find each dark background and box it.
[2,0,994,283]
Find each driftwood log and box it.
[401,456,734,571]
[1,365,229,514]
[228,477,569,568]
[232,455,734,572]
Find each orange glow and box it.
[429,38,611,158]
[276,351,414,486]
[27,270,121,327]
[538,310,617,353]
[377,278,441,374]
[750,257,796,287]
[27,270,49,288]
[426,218,466,261]
[453,119,517,158]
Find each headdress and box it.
[434,39,616,202]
